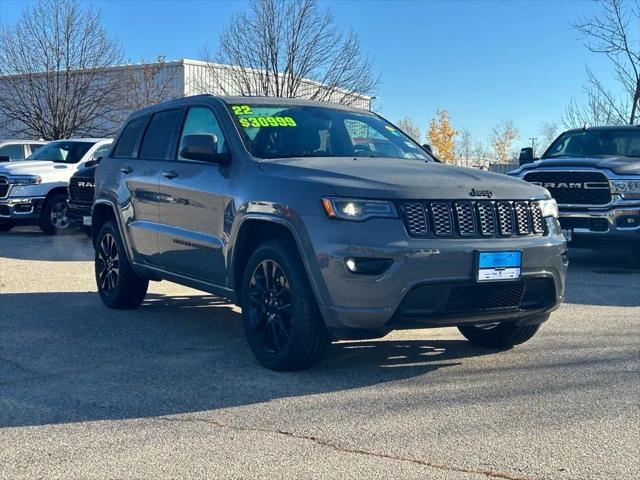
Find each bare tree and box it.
[202,0,377,105]
[121,57,180,112]
[0,0,124,139]
[539,122,559,153]
[456,128,473,167]
[564,0,639,126]
[490,120,519,164]
[396,117,422,142]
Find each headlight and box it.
[610,180,640,199]
[321,197,398,221]
[538,198,558,218]
[8,175,42,185]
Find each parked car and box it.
[510,126,640,262]
[0,139,47,162]
[67,143,112,234]
[0,138,112,233]
[92,95,567,371]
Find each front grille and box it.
[0,177,9,198]
[446,282,525,313]
[399,200,546,238]
[523,171,611,205]
[68,177,95,204]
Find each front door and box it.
[156,106,229,285]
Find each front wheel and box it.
[458,317,546,348]
[39,194,71,234]
[95,221,149,309]
[241,239,331,371]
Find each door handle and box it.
[162,170,178,179]
[120,166,133,174]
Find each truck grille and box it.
[522,171,611,205]
[399,200,546,238]
[68,177,95,204]
[0,176,9,199]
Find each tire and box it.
[241,239,331,371]
[95,221,148,309]
[0,222,14,232]
[458,318,545,348]
[39,193,71,235]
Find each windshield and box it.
[543,129,640,159]
[226,103,431,161]
[27,141,95,163]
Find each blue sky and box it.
[1,0,610,148]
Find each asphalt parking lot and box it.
[1,227,638,480]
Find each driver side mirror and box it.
[422,144,442,163]
[519,147,535,166]
[180,134,230,166]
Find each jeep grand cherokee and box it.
[92,95,567,370]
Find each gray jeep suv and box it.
[93,95,567,370]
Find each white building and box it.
[0,58,372,139]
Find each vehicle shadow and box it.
[564,248,640,307]
[0,227,92,261]
[0,291,498,429]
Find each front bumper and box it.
[558,205,640,248]
[67,201,92,227]
[0,196,45,221]
[300,215,567,337]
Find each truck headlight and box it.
[538,198,559,218]
[8,175,42,185]
[321,197,398,221]
[610,180,640,199]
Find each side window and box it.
[139,109,182,160]
[113,116,148,158]
[0,144,25,161]
[177,107,226,160]
[91,144,112,161]
[28,144,44,155]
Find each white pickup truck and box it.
[0,138,112,234]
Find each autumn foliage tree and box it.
[490,120,519,163]
[427,110,457,163]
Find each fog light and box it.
[344,257,393,275]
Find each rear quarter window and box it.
[113,116,148,158]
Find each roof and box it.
[564,125,640,133]
[47,138,113,143]
[0,139,47,144]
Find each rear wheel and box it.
[0,221,14,232]
[458,317,545,348]
[39,193,70,235]
[95,221,148,309]
[241,239,331,371]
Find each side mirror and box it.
[422,144,433,154]
[519,147,534,166]
[0,156,10,163]
[85,158,101,168]
[180,134,230,165]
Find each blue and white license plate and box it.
[82,216,92,226]
[477,251,521,282]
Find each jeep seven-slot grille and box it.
[522,171,611,205]
[399,200,546,238]
[0,176,9,199]
[68,177,95,204]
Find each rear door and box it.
[156,105,229,285]
[110,110,182,265]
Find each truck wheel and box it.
[39,193,70,235]
[95,221,148,309]
[0,221,14,232]
[241,239,331,371]
[458,320,543,348]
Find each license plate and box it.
[477,251,521,282]
[82,216,92,226]
[561,229,573,242]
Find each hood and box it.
[0,161,73,176]
[514,156,640,176]
[258,157,548,200]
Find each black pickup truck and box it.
[510,126,640,262]
[67,162,98,234]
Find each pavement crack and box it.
[158,416,535,480]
